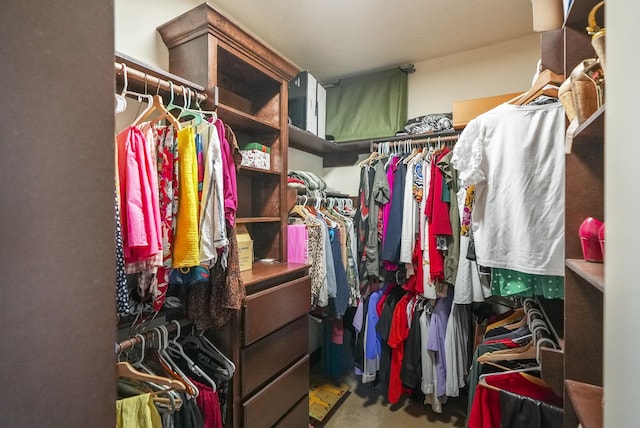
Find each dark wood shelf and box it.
[218,103,280,135]
[288,125,369,167]
[565,0,603,29]
[289,125,461,167]
[566,258,605,292]
[236,217,280,224]
[573,105,605,146]
[240,262,309,287]
[566,380,603,428]
[239,166,281,176]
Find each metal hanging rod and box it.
[114,52,218,108]
[370,133,460,152]
[115,62,209,102]
[115,318,192,354]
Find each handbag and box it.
[570,58,605,124]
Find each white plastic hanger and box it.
[163,324,218,392]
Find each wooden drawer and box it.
[243,354,309,428]
[241,315,308,397]
[243,275,310,346]
[273,396,309,428]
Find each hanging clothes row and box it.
[116,320,234,428]
[114,63,244,332]
[466,299,562,428]
[348,132,480,411]
[287,189,360,313]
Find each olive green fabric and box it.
[326,68,408,142]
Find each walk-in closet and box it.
[1,1,637,427]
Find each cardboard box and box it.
[452,92,522,129]
[236,224,253,271]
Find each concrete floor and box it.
[313,371,468,428]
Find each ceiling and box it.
[211,0,536,83]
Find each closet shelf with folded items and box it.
[468,299,564,428]
[116,319,234,428]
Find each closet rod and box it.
[115,318,192,354]
[114,62,217,106]
[370,133,459,152]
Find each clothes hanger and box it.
[180,324,236,379]
[137,330,198,399]
[175,86,203,127]
[509,68,564,106]
[152,326,200,398]
[133,93,182,129]
[289,197,310,220]
[116,361,187,392]
[163,324,218,392]
[131,75,181,129]
[115,64,128,114]
[118,64,156,122]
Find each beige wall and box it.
[114,2,540,197]
[407,33,541,117]
[115,0,205,69]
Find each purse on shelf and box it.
[587,1,606,74]
[559,2,606,125]
[570,58,605,124]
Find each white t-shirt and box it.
[452,102,565,276]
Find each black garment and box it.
[353,295,370,372]
[381,158,407,263]
[484,326,511,338]
[331,229,350,318]
[376,286,405,383]
[499,389,563,428]
[173,392,205,428]
[400,301,423,388]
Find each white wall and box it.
[320,34,541,196]
[604,3,640,425]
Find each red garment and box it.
[376,282,396,317]
[192,379,223,428]
[425,148,451,281]
[387,293,414,404]
[413,236,424,294]
[481,338,522,348]
[468,372,563,428]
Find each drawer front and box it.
[242,355,309,428]
[241,315,308,397]
[273,396,309,428]
[243,275,310,346]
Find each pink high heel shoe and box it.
[579,217,604,263]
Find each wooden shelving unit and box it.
[557,2,606,427]
[158,5,311,428]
